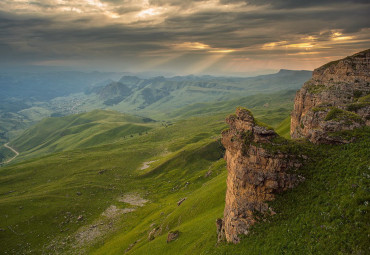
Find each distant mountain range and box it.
[0,69,311,144]
[90,70,312,116]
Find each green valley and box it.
[8,110,155,161]
[0,88,369,254]
[1,0,369,254]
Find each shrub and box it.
[324,108,363,123]
[353,90,363,99]
[306,84,327,94]
[346,102,370,112]
[358,94,370,103]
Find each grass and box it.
[275,116,291,139]
[0,145,15,164]
[162,90,297,129]
[7,110,156,161]
[0,112,228,254]
[324,108,363,123]
[347,94,370,112]
[306,83,327,94]
[90,127,369,255]
[0,96,369,254]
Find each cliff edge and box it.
[218,108,303,243]
[218,49,369,244]
[291,49,370,144]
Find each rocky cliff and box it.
[218,49,369,244]
[291,49,370,144]
[218,108,303,243]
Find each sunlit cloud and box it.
[263,40,315,50]
[331,32,354,41]
[174,42,211,50]
[287,51,321,55]
[174,42,235,54]
[0,0,369,74]
[209,49,235,53]
[137,7,162,18]
[262,42,281,50]
[85,0,105,9]
[287,43,314,49]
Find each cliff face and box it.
[219,108,303,243]
[218,49,369,244]
[291,49,370,144]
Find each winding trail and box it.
[3,143,19,164]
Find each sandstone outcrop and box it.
[291,49,370,144]
[218,49,369,244]
[219,108,303,243]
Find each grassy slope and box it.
[0,145,15,163]
[108,71,311,117]
[0,113,227,254]
[91,128,369,255]
[0,97,368,254]
[0,100,290,254]
[275,116,291,139]
[8,110,155,161]
[162,90,296,128]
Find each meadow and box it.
[0,90,368,254]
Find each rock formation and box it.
[291,49,370,144]
[167,230,179,243]
[218,49,369,244]
[219,108,303,243]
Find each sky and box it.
[0,0,369,76]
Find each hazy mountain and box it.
[0,71,123,101]
[0,70,311,143]
[94,70,312,115]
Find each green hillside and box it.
[106,71,311,118]
[0,71,310,149]
[9,110,155,161]
[275,116,291,139]
[165,90,296,127]
[4,90,296,163]
[93,129,369,255]
[0,94,368,255]
[0,112,227,254]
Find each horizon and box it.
[1,0,369,76]
[0,66,312,78]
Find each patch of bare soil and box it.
[101,205,135,218]
[140,160,157,170]
[118,194,148,207]
[49,194,149,254]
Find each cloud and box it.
[0,0,369,74]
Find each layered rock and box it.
[291,49,370,144]
[219,108,303,243]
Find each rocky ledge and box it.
[218,49,369,245]
[291,49,370,144]
[218,108,303,243]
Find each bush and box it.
[346,102,370,112]
[306,84,327,94]
[324,108,363,123]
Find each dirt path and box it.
[3,143,19,164]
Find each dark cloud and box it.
[0,0,369,73]
[220,0,369,8]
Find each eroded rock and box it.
[167,230,179,243]
[216,218,226,243]
[220,108,303,243]
[291,49,370,144]
[177,198,186,206]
